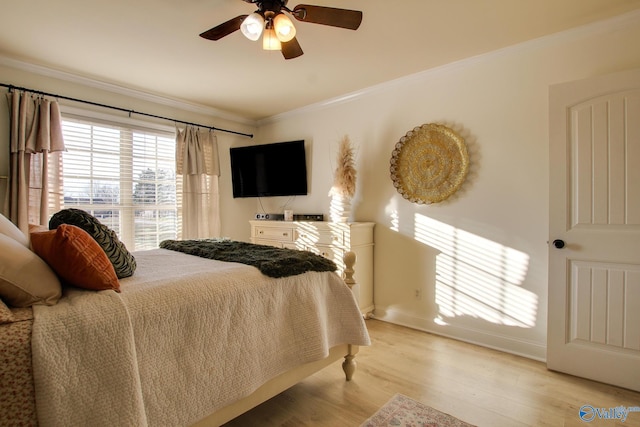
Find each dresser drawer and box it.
[305,244,343,262]
[252,238,285,248]
[297,230,344,246]
[317,231,344,246]
[254,226,296,242]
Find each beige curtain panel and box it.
[176,126,220,239]
[5,91,65,232]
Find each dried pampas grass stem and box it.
[330,135,356,198]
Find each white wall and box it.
[255,11,640,360]
[0,62,257,241]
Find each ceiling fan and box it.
[199,0,363,60]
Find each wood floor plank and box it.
[223,319,640,426]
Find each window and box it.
[59,113,179,251]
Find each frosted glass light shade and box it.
[273,14,296,42]
[262,28,281,50]
[241,13,264,41]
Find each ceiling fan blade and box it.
[199,15,248,41]
[292,4,362,30]
[281,37,304,60]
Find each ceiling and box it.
[1,0,639,121]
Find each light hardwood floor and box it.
[223,319,640,426]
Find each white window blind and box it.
[59,114,179,251]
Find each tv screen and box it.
[230,140,308,198]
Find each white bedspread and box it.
[32,249,370,427]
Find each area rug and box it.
[360,394,476,427]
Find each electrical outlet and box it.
[414,289,422,300]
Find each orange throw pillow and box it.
[30,224,120,292]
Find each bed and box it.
[0,213,370,427]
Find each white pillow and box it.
[0,213,29,247]
[0,234,61,307]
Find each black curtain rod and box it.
[0,82,253,138]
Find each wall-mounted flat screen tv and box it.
[230,140,308,198]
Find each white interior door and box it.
[548,68,640,392]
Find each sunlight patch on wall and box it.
[414,214,538,328]
[390,210,400,232]
[385,199,401,233]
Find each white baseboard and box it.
[372,306,546,362]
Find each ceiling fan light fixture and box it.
[240,12,264,41]
[200,2,364,60]
[273,13,296,42]
[262,27,282,50]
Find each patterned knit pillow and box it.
[49,209,136,279]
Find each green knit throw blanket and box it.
[159,239,337,278]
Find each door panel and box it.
[571,92,640,228]
[569,261,640,348]
[548,68,640,391]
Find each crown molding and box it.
[259,8,640,125]
[0,55,257,127]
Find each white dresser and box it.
[249,220,375,316]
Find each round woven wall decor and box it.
[390,123,469,204]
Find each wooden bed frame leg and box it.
[341,252,358,381]
[343,251,357,291]
[342,344,356,381]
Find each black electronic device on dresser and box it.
[254,213,324,221]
